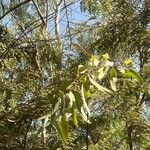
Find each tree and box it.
[0,0,149,149]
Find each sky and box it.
[48,0,92,38]
[0,0,92,38]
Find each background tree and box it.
[0,0,149,149]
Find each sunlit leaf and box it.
[124,59,133,65]
[102,53,110,60]
[81,106,90,122]
[78,65,87,74]
[105,61,114,67]
[110,77,117,91]
[89,77,112,94]
[123,69,143,82]
[85,90,91,98]
[90,55,99,66]
[77,65,87,78]
[81,85,90,116]
[98,67,105,80]
[68,91,76,107]
[109,67,118,91]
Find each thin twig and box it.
[32,0,46,27]
[0,0,31,20]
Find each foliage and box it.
[0,0,149,149]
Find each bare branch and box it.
[32,0,46,27]
[0,0,31,20]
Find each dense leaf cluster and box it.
[0,0,149,149]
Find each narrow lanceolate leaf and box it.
[81,106,90,123]
[81,85,90,116]
[68,91,75,107]
[72,106,78,127]
[123,69,143,82]
[89,77,113,94]
[73,90,90,123]
[109,67,118,91]
[58,116,69,145]
[72,90,83,112]
[110,77,117,91]
[98,67,105,80]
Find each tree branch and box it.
[32,0,46,27]
[0,0,31,20]
[127,125,133,150]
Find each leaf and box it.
[105,61,114,67]
[78,65,87,74]
[85,90,91,98]
[81,85,90,116]
[83,76,90,91]
[102,53,110,60]
[59,81,72,92]
[58,115,69,145]
[109,67,118,91]
[90,55,99,66]
[72,90,90,123]
[110,77,117,91]
[72,106,78,127]
[124,59,133,65]
[89,77,113,94]
[82,76,88,85]
[81,106,90,123]
[109,67,117,78]
[68,91,76,107]
[123,69,143,82]
[72,90,83,112]
[98,67,105,80]
[119,68,125,73]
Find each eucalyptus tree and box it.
[0,0,149,150]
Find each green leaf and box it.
[81,85,90,116]
[109,67,118,91]
[89,77,112,94]
[72,90,90,123]
[123,69,143,82]
[59,81,72,92]
[83,76,90,91]
[72,90,83,112]
[72,106,78,127]
[110,77,117,91]
[102,53,110,60]
[78,65,87,74]
[90,55,99,66]
[58,115,69,145]
[109,67,117,78]
[124,59,133,65]
[68,91,76,107]
[77,65,87,78]
[85,90,91,98]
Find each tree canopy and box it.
[0,0,149,149]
